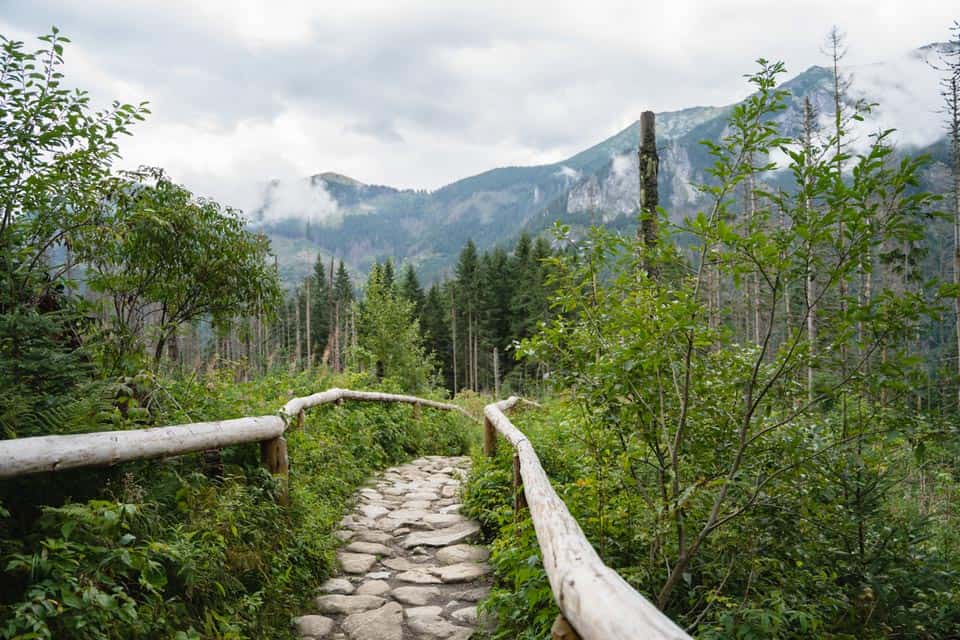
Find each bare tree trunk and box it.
[294,294,301,371]
[451,293,458,393]
[804,98,818,403]
[638,111,660,274]
[305,277,312,369]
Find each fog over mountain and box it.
[252,43,954,285]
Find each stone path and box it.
[294,456,492,640]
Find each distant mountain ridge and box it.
[252,43,953,285]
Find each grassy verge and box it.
[0,371,477,639]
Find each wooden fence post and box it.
[296,409,305,431]
[513,453,527,512]
[551,615,582,640]
[483,415,497,457]
[261,436,289,505]
[413,401,421,420]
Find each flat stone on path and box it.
[342,602,403,640]
[319,578,355,595]
[337,552,378,574]
[396,569,443,584]
[392,585,441,605]
[314,594,386,615]
[294,614,334,638]
[401,522,480,548]
[355,580,391,597]
[345,541,394,557]
[294,456,492,639]
[436,544,490,565]
[431,562,492,583]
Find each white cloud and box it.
[257,178,341,226]
[1,0,955,211]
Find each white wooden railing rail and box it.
[483,397,692,640]
[0,388,473,481]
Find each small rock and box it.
[341,602,403,640]
[431,562,492,583]
[355,531,393,544]
[441,485,458,498]
[436,544,490,565]
[364,571,392,580]
[404,605,444,618]
[401,522,480,548]
[319,577,355,595]
[338,552,378,574]
[382,557,419,571]
[451,587,490,602]
[356,580,391,597]
[439,504,462,514]
[334,530,355,542]
[423,513,467,527]
[396,570,443,584]
[403,500,433,510]
[314,594,385,615]
[392,585,441,605]
[359,505,389,520]
[407,615,470,638]
[293,614,334,638]
[345,541,394,557]
[406,492,440,501]
[451,606,478,625]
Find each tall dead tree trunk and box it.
[638,110,660,274]
[294,294,301,371]
[451,292,458,393]
[803,96,818,403]
[305,277,312,368]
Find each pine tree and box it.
[311,255,331,360]
[399,263,426,317]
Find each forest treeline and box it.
[276,233,556,395]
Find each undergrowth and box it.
[0,370,476,639]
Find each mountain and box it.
[251,44,953,286]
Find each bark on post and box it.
[483,415,497,457]
[638,110,660,268]
[296,409,305,431]
[260,436,289,505]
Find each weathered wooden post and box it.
[483,415,497,457]
[493,347,500,400]
[551,615,582,640]
[261,436,289,505]
[512,454,527,512]
[413,401,421,420]
[296,409,305,431]
[638,110,659,273]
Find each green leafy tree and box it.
[0,28,147,435]
[83,168,281,372]
[353,264,434,391]
[524,59,944,634]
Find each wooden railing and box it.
[0,388,473,484]
[0,388,691,638]
[483,397,692,640]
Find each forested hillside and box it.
[3,15,960,640]
[253,43,954,286]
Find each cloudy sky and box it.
[1,1,955,213]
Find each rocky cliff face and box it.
[252,44,951,284]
